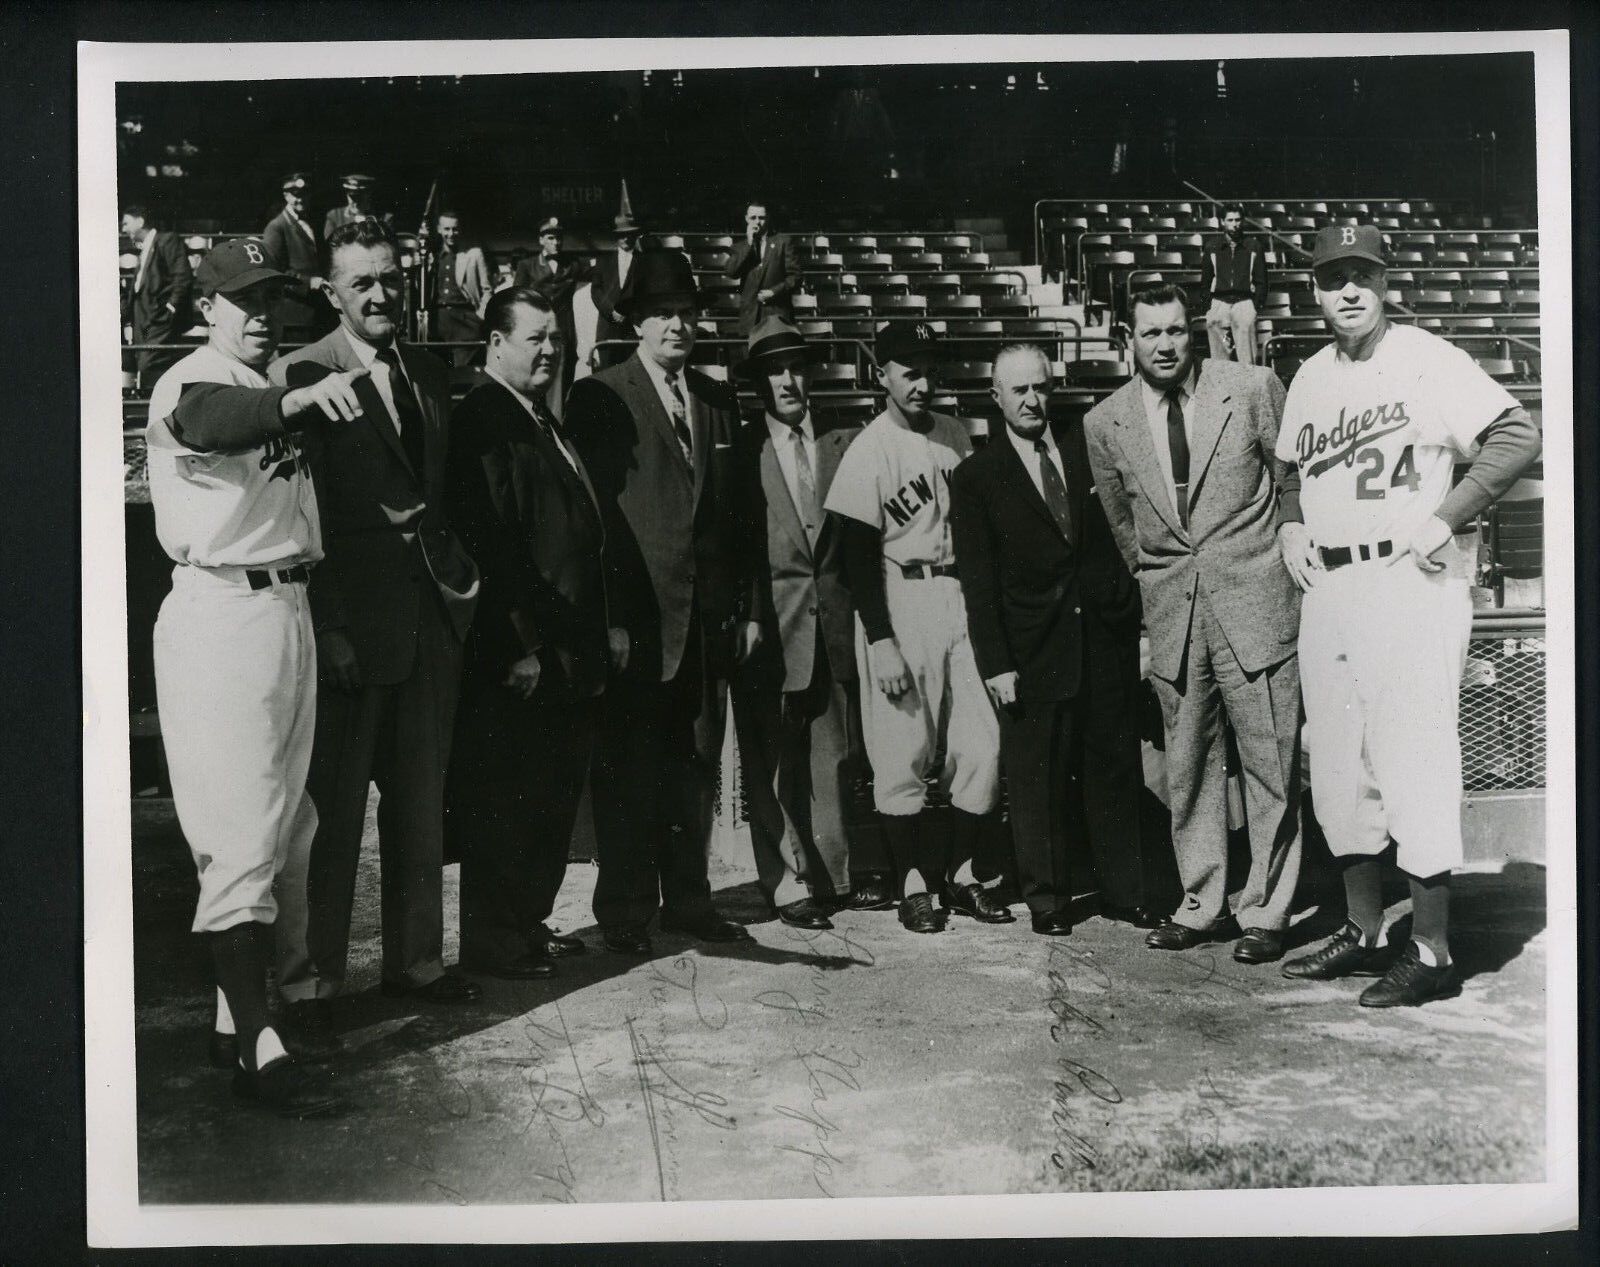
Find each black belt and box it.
[1318,540,1393,569]
[246,564,311,590]
[898,562,958,580]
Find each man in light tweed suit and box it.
[1084,282,1304,965]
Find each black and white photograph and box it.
[78,27,1578,1245]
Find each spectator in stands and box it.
[1200,203,1268,366]
[515,216,592,414]
[261,172,324,341]
[565,249,760,956]
[120,203,193,384]
[731,316,895,928]
[723,199,801,335]
[322,173,386,240]
[430,209,492,367]
[590,210,645,351]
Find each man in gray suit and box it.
[1084,282,1303,964]
[271,219,483,1018]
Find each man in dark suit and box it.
[722,200,801,335]
[261,173,324,340]
[444,287,629,978]
[270,219,483,1019]
[1084,283,1303,965]
[565,250,759,955]
[121,204,193,384]
[732,318,894,929]
[950,345,1160,936]
[589,211,645,356]
[321,173,388,241]
[514,217,593,415]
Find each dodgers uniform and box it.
[1276,323,1519,877]
[147,344,322,959]
[823,408,999,818]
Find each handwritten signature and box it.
[1044,940,1122,1175]
[625,1013,736,1201]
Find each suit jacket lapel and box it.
[1186,363,1234,509]
[324,331,417,480]
[995,428,1067,543]
[398,343,440,487]
[1110,381,1186,540]
[625,356,693,488]
[1055,418,1089,539]
[760,432,811,561]
[689,376,711,506]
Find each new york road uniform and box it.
[1276,323,1519,876]
[823,409,999,817]
[147,344,323,953]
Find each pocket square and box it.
[714,442,733,450]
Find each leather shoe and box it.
[898,892,944,933]
[835,875,896,911]
[1233,927,1285,964]
[1144,919,1230,951]
[777,898,834,930]
[1282,921,1386,980]
[282,998,340,1062]
[528,923,587,957]
[943,882,1017,924]
[603,927,654,955]
[232,1056,345,1119]
[1030,910,1072,936]
[463,954,557,981]
[659,910,752,942]
[208,1030,240,1070]
[379,971,483,1004]
[1100,901,1162,930]
[1359,942,1460,1008]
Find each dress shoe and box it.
[659,910,752,942]
[1281,921,1386,980]
[1144,919,1230,951]
[1099,901,1162,930]
[208,1030,240,1070]
[943,882,1017,924]
[602,926,654,955]
[463,954,557,981]
[777,898,834,930]
[528,923,587,957]
[1233,927,1285,964]
[1030,910,1073,936]
[898,892,944,934]
[282,998,341,1062]
[379,971,483,1004]
[232,1056,345,1119]
[1358,942,1460,1008]
[835,875,896,911]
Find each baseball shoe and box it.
[1358,942,1461,1008]
[1144,919,1231,951]
[1233,928,1285,964]
[232,1056,345,1119]
[777,898,834,930]
[1281,922,1386,980]
[898,892,945,933]
[659,910,753,943]
[379,971,483,1004]
[942,882,1016,924]
[528,923,587,957]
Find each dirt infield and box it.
[129,796,1546,1205]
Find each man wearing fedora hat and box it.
[590,210,647,352]
[566,249,760,954]
[731,317,895,927]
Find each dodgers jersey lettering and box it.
[1275,323,1517,557]
[823,409,970,566]
[146,344,323,569]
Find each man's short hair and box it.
[121,203,151,223]
[746,198,769,213]
[1129,282,1191,322]
[483,285,554,341]
[1220,202,1245,218]
[326,218,400,272]
[992,341,1052,380]
[437,209,460,224]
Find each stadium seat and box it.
[1492,497,1543,581]
[929,233,977,255]
[797,320,834,337]
[839,235,878,252]
[846,252,893,273]
[1405,289,1457,313]
[859,273,912,296]
[820,294,874,316]
[1472,357,1518,382]
[941,360,994,386]
[895,252,944,270]
[656,234,686,250]
[876,295,928,316]
[1065,359,1132,388]
[1509,288,1540,311]
[931,295,984,316]
[809,364,860,389]
[920,273,965,298]
[1455,289,1504,311]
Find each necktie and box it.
[1033,437,1074,544]
[665,372,693,464]
[375,346,426,476]
[1165,387,1190,528]
[534,401,581,477]
[791,424,820,543]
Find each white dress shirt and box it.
[635,350,695,457]
[340,325,415,439]
[1003,420,1067,502]
[133,228,156,292]
[1138,367,1197,513]
[765,410,817,527]
[485,366,583,479]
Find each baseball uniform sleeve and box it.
[166,382,296,453]
[821,431,885,529]
[1415,334,1522,454]
[839,515,893,643]
[1434,408,1542,531]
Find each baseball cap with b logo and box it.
[1311,223,1387,270]
[196,236,289,298]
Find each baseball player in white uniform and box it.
[1276,224,1541,1007]
[824,322,1009,933]
[147,236,369,1113]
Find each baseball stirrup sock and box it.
[1408,870,1452,966]
[208,921,273,1070]
[1341,856,1384,945]
[215,987,235,1037]
[941,809,997,887]
[882,815,929,897]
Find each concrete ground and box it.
[131,796,1547,1205]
